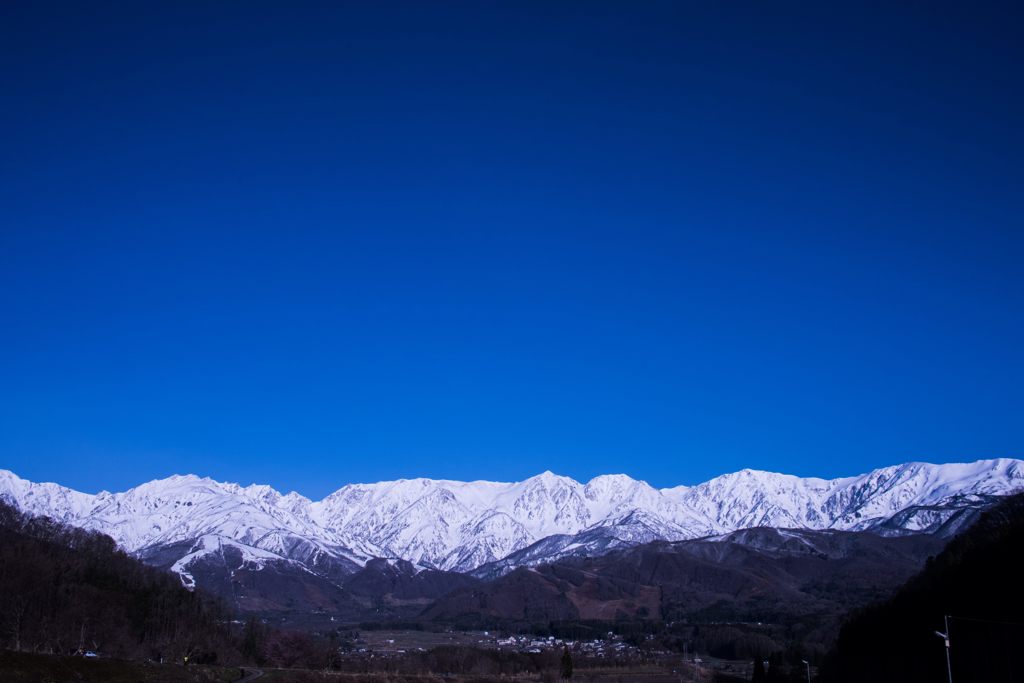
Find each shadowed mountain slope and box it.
[819,492,1024,683]
[425,527,945,646]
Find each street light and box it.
[801,659,811,683]
[933,615,953,683]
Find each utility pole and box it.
[801,659,811,683]
[934,615,953,683]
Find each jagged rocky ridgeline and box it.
[0,459,1020,589]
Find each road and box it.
[238,668,263,681]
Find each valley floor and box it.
[0,649,747,683]
[0,650,241,683]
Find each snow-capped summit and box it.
[1,458,1021,586]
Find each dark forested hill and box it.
[819,492,1024,683]
[0,499,239,664]
[424,527,944,651]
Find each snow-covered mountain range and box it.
[1,459,1021,588]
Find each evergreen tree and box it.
[241,616,262,664]
[752,658,767,682]
[560,645,574,679]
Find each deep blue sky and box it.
[1,2,1021,498]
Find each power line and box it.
[948,615,1024,628]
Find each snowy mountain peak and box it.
[1,458,1022,581]
[586,473,643,489]
[524,470,574,488]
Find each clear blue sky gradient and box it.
[1,2,1021,498]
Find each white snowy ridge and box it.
[0,459,1021,585]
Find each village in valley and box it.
[346,629,645,659]
[319,628,756,680]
